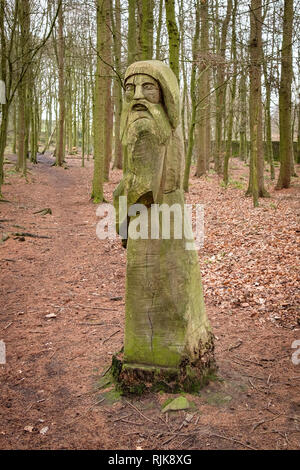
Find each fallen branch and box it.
[228,339,243,351]
[181,436,194,447]
[252,413,283,432]
[40,126,56,154]
[103,329,121,344]
[112,414,131,423]
[12,232,51,239]
[161,434,178,446]
[100,364,112,378]
[240,374,266,381]
[248,378,261,391]
[67,398,105,426]
[75,304,118,311]
[209,433,257,450]
[125,400,157,424]
[33,208,52,216]
[121,419,143,426]
[233,354,263,367]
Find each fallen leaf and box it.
[45,313,57,319]
[24,425,34,433]
[39,426,49,435]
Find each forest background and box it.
[0,0,299,206]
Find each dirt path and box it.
[0,154,299,450]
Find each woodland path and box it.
[0,154,299,450]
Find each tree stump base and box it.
[111,334,216,395]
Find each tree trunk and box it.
[91,0,111,202]
[247,0,263,207]
[81,75,87,168]
[165,0,180,82]
[183,0,200,192]
[276,0,293,189]
[12,99,17,154]
[30,88,36,163]
[72,77,77,150]
[263,66,275,179]
[179,0,187,153]
[127,0,137,65]
[0,0,7,194]
[56,0,65,166]
[16,0,30,176]
[223,0,237,186]
[104,76,113,181]
[195,0,210,177]
[140,0,153,60]
[112,0,123,169]
[297,102,300,164]
[104,4,113,181]
[214,0,232,175]
[155,0,163,60]
[238,64,247,161]
[17,83,25,172]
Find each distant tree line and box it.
[0,0,299,206]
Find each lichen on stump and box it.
[112,60,216,394]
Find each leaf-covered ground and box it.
[0,154,299,450]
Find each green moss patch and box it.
[100,389,123,405]
[162,396,195,413]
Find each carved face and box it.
[124,74,161,105]
[121,74,171,145]
[124,74,161,127]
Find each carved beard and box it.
[121,100,172,147]
[120,101,172,206]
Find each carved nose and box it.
[133,85,144,100]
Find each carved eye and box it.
[125,84,134,93]
[143,83,157,91]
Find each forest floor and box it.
[0,152,299,450]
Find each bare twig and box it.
[112,414,131,423]
[209,433,257,450]
[161,434,177,446]
[103,329,121,344]
[252,413,283,432]
[233,354,263,367]
[124,400,157,424]
[121,419,143,426]
[12,232,51,239]
[75,304,118,311]
[67,398,105,426]
[49,350,57,359]
[158,414,171,432]
[228,339,243,351]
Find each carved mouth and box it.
[132,103,148,112]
